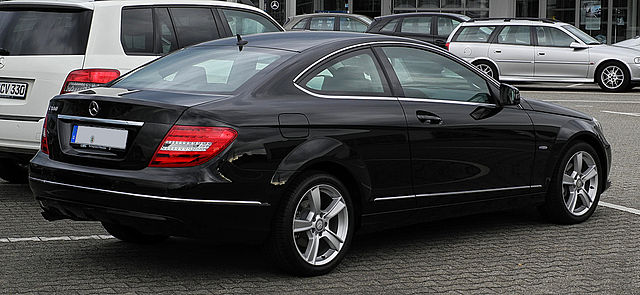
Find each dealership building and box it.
[238,0,639,44]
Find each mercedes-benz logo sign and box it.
[89,101,100,117]
[0,57,5,69]
[270,0,280,10]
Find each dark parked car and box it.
[367,12,470,48]
[283,13,372,32]
[30,32,611,276]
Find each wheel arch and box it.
[470,58,500,76]
[594,58,632,79]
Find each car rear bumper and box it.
[0,117,43,154]
[29,152,277,243]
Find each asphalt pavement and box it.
[1,84,639,294]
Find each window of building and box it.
[516,0,539,17]
[393,0,488,18]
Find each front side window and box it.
[400,16,432,34]
[454,26,496,42]
[309,16,335,31]
[292,18,308,29]
[497,25,531,45]
[381,46,492,103]
[221,9,280,35]
[339,17,368,32]
[381,19,399,32]
[303,49,387,95]
[535,26,576,47]
[121,8,153,54]
[112,47,293,94]
[169,8,220,48]
[437,17,461,37]
[562,25,600,45]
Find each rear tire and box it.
[473,60,499,80]
[542,142,602,224]
[102,222,168,244]
[0,158,28,184]
[266,172,355,276]
[596,62,631,92]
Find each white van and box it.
[0,0,283,182]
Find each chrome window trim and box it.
[373,185,543,201]
[293,83,397,101]
[57,115,144,127]
[30,177,268,206]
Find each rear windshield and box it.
[111,46,294,94]
[454,26,496,43]
[0,8,92,55]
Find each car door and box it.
[374,45,536,208]
[488,25,535,77]
[533,26,590,79]
[296,47,415,214]
[397,16,435,43]
[435,16,462,48]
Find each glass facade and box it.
[516,0,539,17]
[393,0,489,18]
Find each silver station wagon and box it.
[447,18,640,92]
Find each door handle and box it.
[494,50,502,53]
[416,111,442,124]
[538,52,546,55]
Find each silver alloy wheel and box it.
[292,184,349,266]
[562,151,599,216]
[601,65,625,89]
[476,63,494,78]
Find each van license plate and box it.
[0,81,27,99]
[71,125,128,150]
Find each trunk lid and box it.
[46,87,230,170]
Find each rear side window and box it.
[0,8,92,55]
[454,26,496,42]
[170,8,220,48]
[303,49,388,95]
[400,16,432,34]
[339,17,367,32]
[113,47,293,94]
[310,16,335,31]
[221,9,280,35]
[121,8,153,54]
[497,26,531,45]
[155,8,178,54]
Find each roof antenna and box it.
[236,34,248,52]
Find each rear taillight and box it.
[40,117,49,155]
[149,126,237,168]
[445,42,450,51]
[60,69,120,94]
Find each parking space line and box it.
[600,202,640,216]
[541,100,640,104]
[601,110,640,117]
[0,235,114,243]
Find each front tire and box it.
[102,222,169,244]
[267,172,355,276]
[596,62,631,92]
[542,142,602,224]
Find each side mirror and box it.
[498,83,520,106]
[570,41,589,50]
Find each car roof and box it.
[196,31,437,53]
[375,12,470,21]
[0,0,265,13]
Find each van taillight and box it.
[149,126,237,168]
[40,117,49,155]
[60,69,120,94]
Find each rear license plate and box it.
[70,125,128,150]
[0,81,27,99]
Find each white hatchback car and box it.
[0,0,283,182]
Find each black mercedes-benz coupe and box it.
[30,32,611,276]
